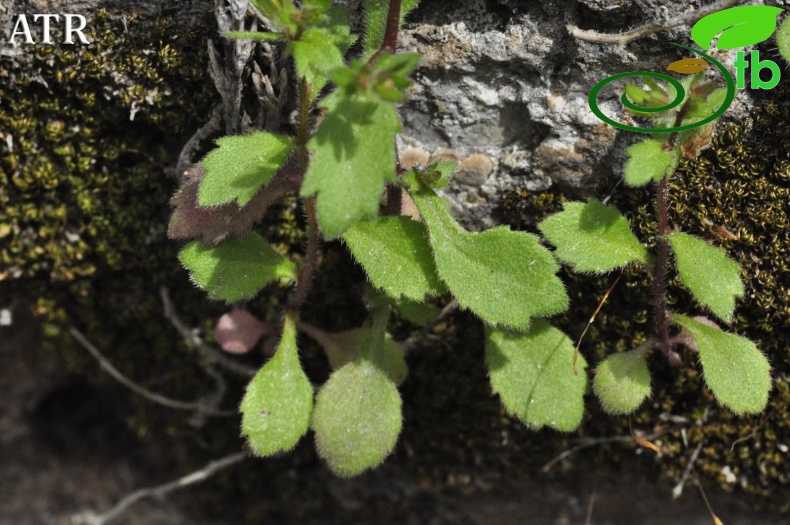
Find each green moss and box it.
[0,7,214,284]
[491,81,790,505]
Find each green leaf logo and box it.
[691,5,783,51]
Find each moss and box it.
[0,7,214,284]
[6,4,790,518]
[490,80,790,506]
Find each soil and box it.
[1,304,787,525]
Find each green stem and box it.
[362,303,391,361]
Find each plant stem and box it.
[653,175,671,359]
[372,0,404,210]
[653,106,688,361]
[370,0,403,61]
[287,77,320,315]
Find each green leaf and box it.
[593,347,651,415]
[396,299,440,325]
[485,320,587,431]
[250,0,295,29]
[240,317,313,456]
[325,5,357,53]
[363,0,421,56]
[668,232,743,323]
[691,5,782,50]
[623,139,675,187]
[538,200,651,273]
[289,28,345,95]
[684,87,728,120]
[343,216,446,301]
[301,91,400,239]
[777,15,790,64]
[198,132,294,207]
[224,31,283,41]
[671,314,771,415]
[403,177,567,330]
[299,324,408,385]
[312,358,402,476]
[178,233,296,303]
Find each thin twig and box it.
[574,271,623,374]
[541,431,665,473]
[160,287,257,377]
[567,0,741,45]
[72,451,248,525]
[672,440,705,499]
[70,327,235,416]
[692,465,725,525]
[175,104,223,177]
[584,486,597,525]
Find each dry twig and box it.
[541,431,665,473]
[672,440,705,499]
[567,0,742,45]
[71,451,247,525]
[160,287,257,377]
[70,327,235,416]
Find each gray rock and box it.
[398,0,765,228]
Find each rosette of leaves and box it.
[538,72,771,416]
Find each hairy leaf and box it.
[343,216,446,301]
[403,177,568,330]
[538,200,651,273]
[485,320,587,431]
[396,299,440,325]
[299,324,408,385]
[593,348,651,415]
[671,314,771,414]
[301,91,400,239]
[668,232,743,323]
[778,15,790,64]
[691,5,782,50]
[290,28,345,95]
[199,132,294,207]
[168,164,301,245]
[241,317,313,456]
[179,232,296,303]
[623,139,675,187]
[312,358,402,476]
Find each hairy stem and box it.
[373,0,404,211]
[653,106,688,361]
[287,77,320,315]
[653,175,671,359]
[370,0,403,62]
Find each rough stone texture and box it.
[397,0,766,228]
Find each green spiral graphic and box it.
[588,44,736,133]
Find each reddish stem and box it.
[370,0,403,62]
